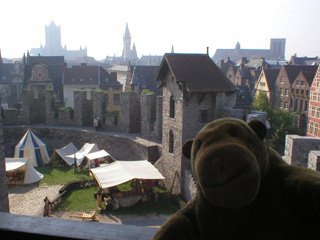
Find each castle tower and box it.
[122,23,131,61]
[155,54,237,199]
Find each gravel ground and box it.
[8,184,172,227]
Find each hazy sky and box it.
[1,0,320,60]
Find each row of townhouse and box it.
[255,64,318,132]
[0,52,162,113]
[219,55,319,133]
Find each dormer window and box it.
[80,79,84,82]
[105,78,109,82]
[90,78,93,81]
[72,78,76,82]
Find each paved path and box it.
[8,183,62,216]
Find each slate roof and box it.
[130,65,160,95]
[282,65,318,84]
[289,56,320,65]
[263,69,280,90]
[156,53,237,93]
[64,64,121,87]
[300,71,317,85]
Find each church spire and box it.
[171,45,174,53]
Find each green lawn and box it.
[57,186,97,211]
[57,185,184,215]
[36,166,91,185]
[36,166,186,215]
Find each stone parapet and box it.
[308,151,320,171]
[284,134,320,167]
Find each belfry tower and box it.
[122,23,131,61]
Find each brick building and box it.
[154,53,237,197]
[274,65,318,130]
[307,65,320,137]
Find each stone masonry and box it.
[141,94,163,141]
[283,134,320,167]
[119,92,141,133]
[0,99,9,212]
[308,151,320,171]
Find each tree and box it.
[252,92,301,152]
[252,91,272,116]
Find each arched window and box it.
[170,95,175,118]
[169,130,174,153]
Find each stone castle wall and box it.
[3,127,161,163]
[140,94,162,141]
[0,99,9,213]
[119,92,141,133]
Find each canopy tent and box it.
[65,143,99,166]
[84,150,116,167]
[6,158,44,184]
[90,160,165,189]
[49,142,78,166]
[14,129,50,167]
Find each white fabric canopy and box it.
[52,142,78,166]
[65,143,99,165]
[5,158,44,184]
[85,150,109,161]
[90,160,165,189]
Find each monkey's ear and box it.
[248,120,267,140]
[182,139,194,159]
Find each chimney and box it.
[207,47,209,56]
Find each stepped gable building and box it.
[213,38,286,63]
[155,53,237,196]
[63,63,122,111]
[30,21,87,60]
[24,53,66,102]
[307,65,320,137]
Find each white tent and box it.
[6,158,44,184]
[14,129,50,167]
[84,150,116,167]
[90,160,165,189]
[65,143,99,166]
[50,142,78,166]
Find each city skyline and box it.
[1,0,320,61]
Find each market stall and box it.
[90,160,165,209]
